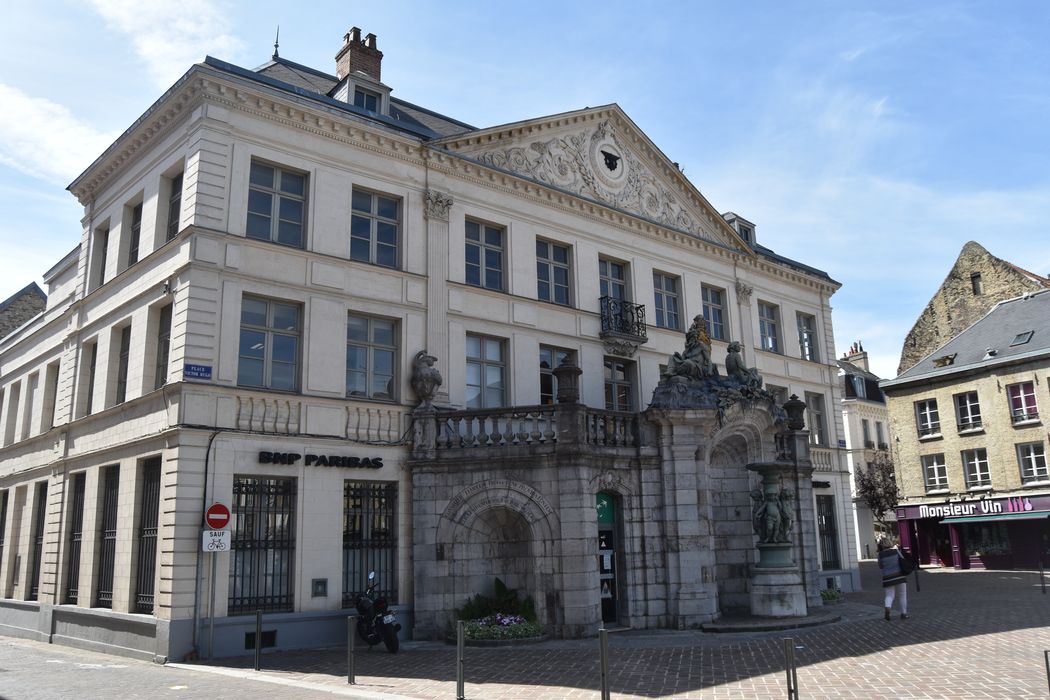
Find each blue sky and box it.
[1,1,1048,379]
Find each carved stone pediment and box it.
[437,109,744,250]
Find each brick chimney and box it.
[336,27,383,81]
[843,341,869,372]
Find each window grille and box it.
[135,458,162,614]
[96,467,119,608]
[64,474,86,604]
[29,482,48,601]
[816,495,840,570]
[229,477,296,615]
[342,481,398,606]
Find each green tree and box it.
[856,451,899,528]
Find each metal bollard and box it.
[1040,561,1046,595]
[599,625,611,700]
[1044,650,1050,694]
[914,564,920,593]
[782,637,799,699]
[456,620,465,700]
[347,615,356,684]
[254,609,262,671]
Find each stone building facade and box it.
[0,28,857,660]
[883,289,1050,569]
[897,241,1049,375]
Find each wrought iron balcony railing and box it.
[599,296,647,342]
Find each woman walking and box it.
[877,539,909,620]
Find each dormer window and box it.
[354,87,380,112]
[737,224,753,243]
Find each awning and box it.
[940,511,1050,524]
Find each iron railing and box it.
[135,458,162,614]
[64,474,86,604]
[229,477,296,615]
[599,296,647,341]
[342,481,398,606]
[96,468,120,608]
[28,482,48,601]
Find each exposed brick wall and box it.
[897,241,1048,375]
[335,28,383,81]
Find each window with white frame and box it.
[1007,381,1038,423]
[345,313,397,401]
[238,296,301,391]
[1017,442,1048,484]
[246,161,306,248]
[915,399,940,437]
[962,448,990,488]
[652,272,681,330]
[604,357,634,411]
[796,312,818,361]
[354,87,380,111]
[165,172,183,242]
[540,346,574,405]
[599,258,627,300]
[805,392,827,446]
[758,302,780,353]
[954,391,982,431]
[350,189,399,268]
[922,453,948,491]
[536,240,571,306]
[701,285,726,341]
[466,334,505,408]
[861,419,872,448]
[875,421,886,448]
[465,220,504,291]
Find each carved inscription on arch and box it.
[442,478,556,528]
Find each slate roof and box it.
[884,289,1050,387]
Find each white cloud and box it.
[88,0,243,88]
[0,85,118,183]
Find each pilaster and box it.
[423,189,452,406]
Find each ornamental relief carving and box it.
[473,121,727,245]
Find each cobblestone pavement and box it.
[181,562,1050,699]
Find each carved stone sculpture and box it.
[776,489,795,542]
[410,350,442,407]
[725,341,763,390]
[751,488,782,544]
[662,315,715,382]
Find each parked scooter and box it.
[354,571,400,653]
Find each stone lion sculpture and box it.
[410,350,442,407]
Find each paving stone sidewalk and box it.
[182,562,1050,699]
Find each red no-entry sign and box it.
[205,502,231,530]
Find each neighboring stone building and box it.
[897,241,1049,375]
[837,342,894,559]
[883,289,1050,569]
[0,283,46,340]
[0,28,857,661]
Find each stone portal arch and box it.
[435,479,561,626]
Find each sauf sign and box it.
[258,451,384,469]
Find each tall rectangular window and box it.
[93,225,110,289]
[238,297,301,391]
[536,240,571,306]
[816,495,841,570]
[134,457,161,614]
[1007,381,1038,423]
[42,361,60,432]
[915,399,940,437]
[922,454,948,492]
[796,312,818,361]
[604,358,634,411]
[954,391,982,431]
[758,302,780,353]
[539,346,574,405]
[96,466,119,608]
[154,304,173,390]
[229,476,296,615]
[861,419,872,448]
[28,482,47,601]
[701,285,726,341]
[20,373,38,441]
[875,421,886,448]
[805,392,827,446]
[1018,442,1048,484]
[3,382,21,446]
[342,481,398,607]
[465,220,504,290]
[346,313,397,401]
[246,161,306,248]
[652,272,681,330]
[83,342,98,416]
[599,258,627,300]
[114,325,132,405]
[64,473,86,604]
[962,448,990,489]
[165,172,183,242]
[465,334,505,409]
[126,202,142,268]
[350,189,399,268]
